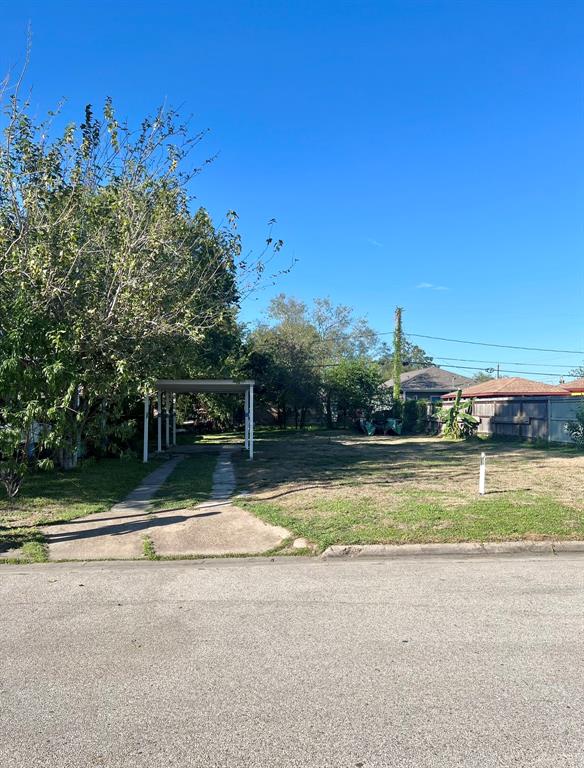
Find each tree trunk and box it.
[300,407,307,429]
[278,402,287,428]
[325,391,333,429]
[57,444,79,470]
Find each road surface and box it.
[1,554,583,767]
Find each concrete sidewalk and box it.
[42,449,288,561]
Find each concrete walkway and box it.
[147,447,289,557]
[42,448,288,561]
[43,457,185,560]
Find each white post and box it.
[249,384,254,460]
[165,391,170,449]
[172,393,177,446]
[157,391,162,453]
[244,388,249,449]
[479,452,486,496]
[143,394,149,463]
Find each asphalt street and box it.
[1,554,583,767]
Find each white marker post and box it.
[479,452,486,496]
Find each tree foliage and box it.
[0,84,281,481]
[244,294,385,427]
[566,406,584,449]
[324,359,383,426]
[436,390,479,439]
[378,340,433,380]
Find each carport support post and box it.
[157,391,162,453]
[244,388,249,449]
[249,384,254,460]
[172,393,177,446]
[165,391,170,449]
[143,394,149,463]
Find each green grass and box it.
[142,535,158,560]
[0,527,48,563]
[151,453,216,511]
[0,451,217,561]
[0,456,163,558]
[0,457,163,526]
[235,432,584,551]
[243,493,583,551]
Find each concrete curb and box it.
[321,540,584,559]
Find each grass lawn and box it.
[0,449,219,563]
[0,457,163,562]
[234,431,584,551]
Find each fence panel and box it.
[549,397,582,443]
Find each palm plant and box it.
[436,389,479,439]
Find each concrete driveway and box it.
[42,448,289,560]
[1,554,583,767]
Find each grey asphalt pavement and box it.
[1,554,583,767]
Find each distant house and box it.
[441,377,570,401]
[563,376,584,396]
[441,376,581,442]
[384,366,473,402]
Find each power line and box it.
[437,363,569,378]
[405,332,584,355]
[308,360,574,379]
[431,356,577,369]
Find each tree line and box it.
[239,295,431,429]
[0,86,430,498]
[0,89,282,494]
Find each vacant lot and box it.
[234,431,584,550]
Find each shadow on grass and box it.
[234,433,568,496]
[0,458,163,527]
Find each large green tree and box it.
[0,88,279,481]
[324,359,383,427]
[245,294,383,428]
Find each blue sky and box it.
[3,0,583,380]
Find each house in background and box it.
[384,366,473,402]
[563,376,584,396]
[441,376,582,442]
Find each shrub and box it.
[436,389,479,439]
[415,400,429,434]
[566,407,584,448]
[401,400,419,433]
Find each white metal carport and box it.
[142,379,255,462]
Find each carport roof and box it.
[156,379,255,394]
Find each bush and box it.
[399,399,429,434]
[566,407,584,448]
[401,400,418,434]
[436,390,479,439]
[415,400,429,433]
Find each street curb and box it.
[320,540,584,559]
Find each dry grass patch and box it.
[234,431,584,549]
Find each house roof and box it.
[564,376,584,393]
[442,377,570,400]
[384,366,473,393]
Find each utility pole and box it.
[496,363,500,379]
[393,306,403,403]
